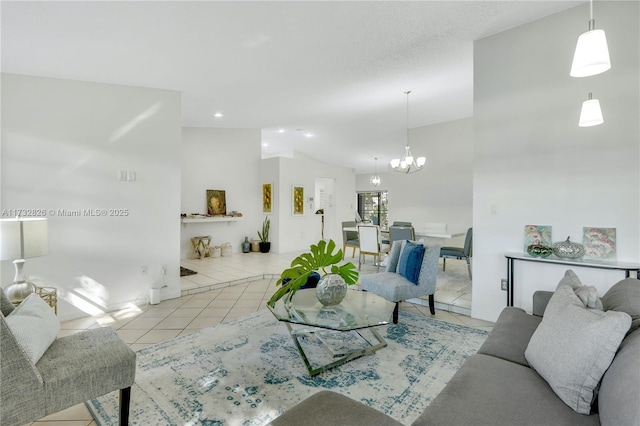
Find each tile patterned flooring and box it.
[26,251,492,426]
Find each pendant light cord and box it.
[405,91,411,148]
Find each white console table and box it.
[504,252,640,307]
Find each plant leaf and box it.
[268,239,359,306]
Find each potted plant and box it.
[257,216,271,253]
[267,239,359,307]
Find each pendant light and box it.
[570,0,611,77]
[390,91,426,174]
[579,93,604,127]
[370,157,381,187]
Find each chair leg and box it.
[392,303,399,324]
[352,247,356,258]
[429,294,435,315]
[119,387,131,426]
[466,258,472,280]
[358,253,362,271]
[375,255,380,273]
[343,245,346,260]
[442,258,446,271]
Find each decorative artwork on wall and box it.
[292,185,304,215]
[523,225,552,251]
[262,183,272,214]
[583,227,616,261]
[206,190,226,216]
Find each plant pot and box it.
[259,242,271,253]
[316,273,347,306]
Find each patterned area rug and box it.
[87,309,487,426]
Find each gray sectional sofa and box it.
[269,273,640,426]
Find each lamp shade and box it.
[0,218,49,260]
[570,29,611,77]
[579,96,604,127]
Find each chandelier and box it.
[390,91,425,174]
[370,157,381,187]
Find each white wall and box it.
[356,117,474,247]
[274,154,356,254]
[1,73,182,321]
[181,127,262,257]
[473,2,639,322]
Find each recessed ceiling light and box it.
[262,142,268,147]
[304,133,313,138]
[278,129,285,133]
[214,113,224,118]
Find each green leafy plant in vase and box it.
[267,239,359,307]
[257,216,271,253]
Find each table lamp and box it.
[0,217,49,304]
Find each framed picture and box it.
[523,225,552,251]
[262,183,272,214]
[583,227,616,260]
[206,189,226,216]
[292,185,304,215]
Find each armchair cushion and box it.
[397,241,424,284]
[4,294,60,364]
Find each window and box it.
[357,191,388,228]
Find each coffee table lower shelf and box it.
[284,322,387,376]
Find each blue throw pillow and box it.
[397,241,425,285]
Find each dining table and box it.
[343,226,465,239]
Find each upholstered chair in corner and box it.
[0,288,136,426]
[361,240,439,323]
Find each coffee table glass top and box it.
[268,288,395,331]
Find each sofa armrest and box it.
[533,291,553,316]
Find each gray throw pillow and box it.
[557,269,583,290]
[602,278,640,334]
[524,284,631,414]
[557,269,603,310]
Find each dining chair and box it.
[341,221,359,260]
[439,227,473,279]
[392,221,412,227]
[389,226,415,244]
[357,225,391,272]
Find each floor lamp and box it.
[315,209,325,240]
[0,217,49,305]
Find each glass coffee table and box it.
[267,288,395,376]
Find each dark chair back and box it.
[389,226,415,243]
[463,227,473,256]
[392,221,412,227]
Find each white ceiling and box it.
[1,1,581,173]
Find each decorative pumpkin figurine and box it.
[552,236,585,259]
[527,242,553,258]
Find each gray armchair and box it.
[361,240,439,323]
[0,288,136,426]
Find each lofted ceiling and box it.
[1,1,581,173]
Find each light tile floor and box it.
[27,251,491,425]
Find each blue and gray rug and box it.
[87,309,487,426]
